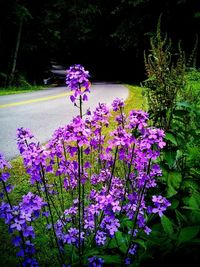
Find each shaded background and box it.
[0,0,200,85]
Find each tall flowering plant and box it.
[66,64,91,117]
[0,65,170,267]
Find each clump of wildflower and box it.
[0,152,11,170]
[0,190,44,266]
[112,97,124,111]
[16,128,34,154]
[0,89,172,266]
[66,64,90,103]
[151,195,171,217]
[88,256,104,267]
[0,152,13,199]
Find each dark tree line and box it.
[0,0,199,86]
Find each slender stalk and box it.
[93,146,119,243]
[122,144,135,203]
[2,180,12,208]
[48,194,69,232]
[97,125,102,173]
[77,145,82,265]
[124,182,147,262]
[56,156,64,211]
[62,140,67,161]
[123,159,151,263]
[107,146,118,192]
[40,165,64,266]
[36,181,42,197]
[79,89,85,255]
[79,94,83,119]
[81,147,85,255]
[120,106,125,129]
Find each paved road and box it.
[0,83,128,160]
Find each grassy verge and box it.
[0,84,145,266]
[124,85,146,111]
[0,85,47,96]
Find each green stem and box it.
[124,182,147,262]
[122,144,135,203]
[79,94,83,119]
[107,146,118,192]
[97,125,102,173]
[40,165,64,266]
[56,156,64,211]
[120,106,125,129]
[2,180,12,208]
[77,145,82,265]
[124,159,151,263]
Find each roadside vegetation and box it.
[0,85,47,96]
[0,26,200,267]
[0,83,144,266]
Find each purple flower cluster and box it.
[0,69,171,266]
[0,153,13,198]
[151,195,171,217]
[0,192,45,266]
[88,256,104,267]
[66,64,90,103]
[0,153,46,266]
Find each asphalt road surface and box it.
[0,83,128,160]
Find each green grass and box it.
[124,85,146,111]
[0,84,145,266]
[0,85,47,96]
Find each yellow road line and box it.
[0,92,71,108]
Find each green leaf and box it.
[84,249,101,257]
[175,210,187,224]
[189,195,200,209]
[176,101,192,109]
[167,171,182,190]
[164,151,177,168]
[167,185,177,198]
[99,255,122,264]
[165,133,178,145]
[161,215,174,235]
[174,109,190,117]
[134,239,147,250]
[115,231,128,254]
[108,238,118,249]
[166,170,182,197]
[121,218,133,229]
[169,199,179,209]
[177,226,200,245]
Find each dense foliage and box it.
[143,25,200,266]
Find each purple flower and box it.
[112,98,124,111]
[0,172,10,182]
[88,256,104,267]
[0,152,11,170]
[128,244,137,255]
[95,231,107,246]
[152,195,171,217]
[128,110,149,131]
[125,257,132,265]
[16,128,34,154]
[101,216,120,237]
[109,126,131,147]
[63,227,84,246]
[66,64,90,103]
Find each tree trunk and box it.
[7,18,23,86]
